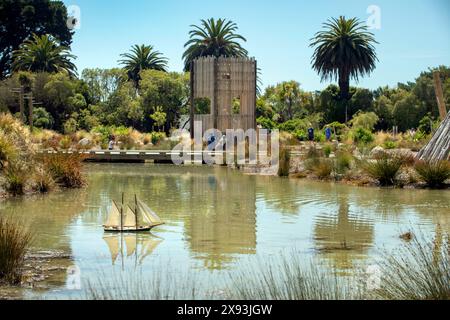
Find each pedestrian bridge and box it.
[40,149,304,164]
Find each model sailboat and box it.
[104,194,165,232]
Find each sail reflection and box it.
[103,233,163,266]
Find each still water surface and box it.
[1,164,449,299]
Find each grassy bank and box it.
[0,113,86,199]
[287,140,449,189]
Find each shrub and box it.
[42,153,86,188]
[314,131,326,143]
[0,129,18,168]
[63,118,78,135]
[353,128,374,145]
[323,144,333,158]
[2,163,28,196]
[257,116,278,130]
[335,151,353,174]
[350,111,379,131]
[59,136,72,150]
[32,166,56,193]
[151,132,166,145]
[0,217,32,284]
[278,147,291,177]
[383,140,397,150]
[312,159,333,179]
[305,144,322,160]
[363,154,405,186]
[143,134,152,145]
[293,129,307,141]
[279,119,306,133]
[414,160,450,188]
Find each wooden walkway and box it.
[40,149,304,164]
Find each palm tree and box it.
[183,18,248,71]
[119,44,168,88]
[12,34,77,77]
[310,16,378,102]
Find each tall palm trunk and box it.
[339,69,350,123]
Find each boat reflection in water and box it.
[103,233,163,267]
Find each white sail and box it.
[124,235,137,257]
[139,237,163,264]
[137,200,163,225]
[123,206,137,228]
[104,201,122,228]
[103,236,119,264]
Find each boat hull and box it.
[103,223,164,233]
[104,226,153,232]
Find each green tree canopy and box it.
[119,44,168,89]
[0,0,73,79]
[12,34,77,77]
[183,18,248,71]
[310,16,378,101]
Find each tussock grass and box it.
[312,159,334,180]
[32,166,56,193]
[85,270,202,300]
[229,254,363,300]
[2,163,28,196]
[42,153,86,188]
[376,233,449,300]
[0,217,32,284]
[278,147,291,177]
[414,160,450,188]
[363,154,405,186]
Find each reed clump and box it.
[375,233,450,300]
[278,147,291,177]
[363,153,406,186]
[414,160,450,188]
[42,153,86,188]
[229,254,362,300]
[312,159,334,180]
[0,217,32,285]
[2,163,29,196]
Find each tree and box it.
[140,70,189,132]
[12,34,77,77]
[150,106,167,132]
[81,68,127,104]
[310,16,378,104]
[33,107,54,129]
[118,44,168,89]
[183,18,248,71]
[0,0,73,79]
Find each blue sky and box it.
[62,0,450,91]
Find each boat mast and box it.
[120,193,124,231]
[135,194,138,228]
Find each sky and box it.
[62,0,450,91]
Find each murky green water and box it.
[1,163,449,299]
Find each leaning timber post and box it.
[433,71,447,121]
[190,62,195,139]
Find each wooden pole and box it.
[19,86,25,122]
[433,71,447,121]
[28,93,34,131]
[190,62,195,139]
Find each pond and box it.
[0,163,449,299]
